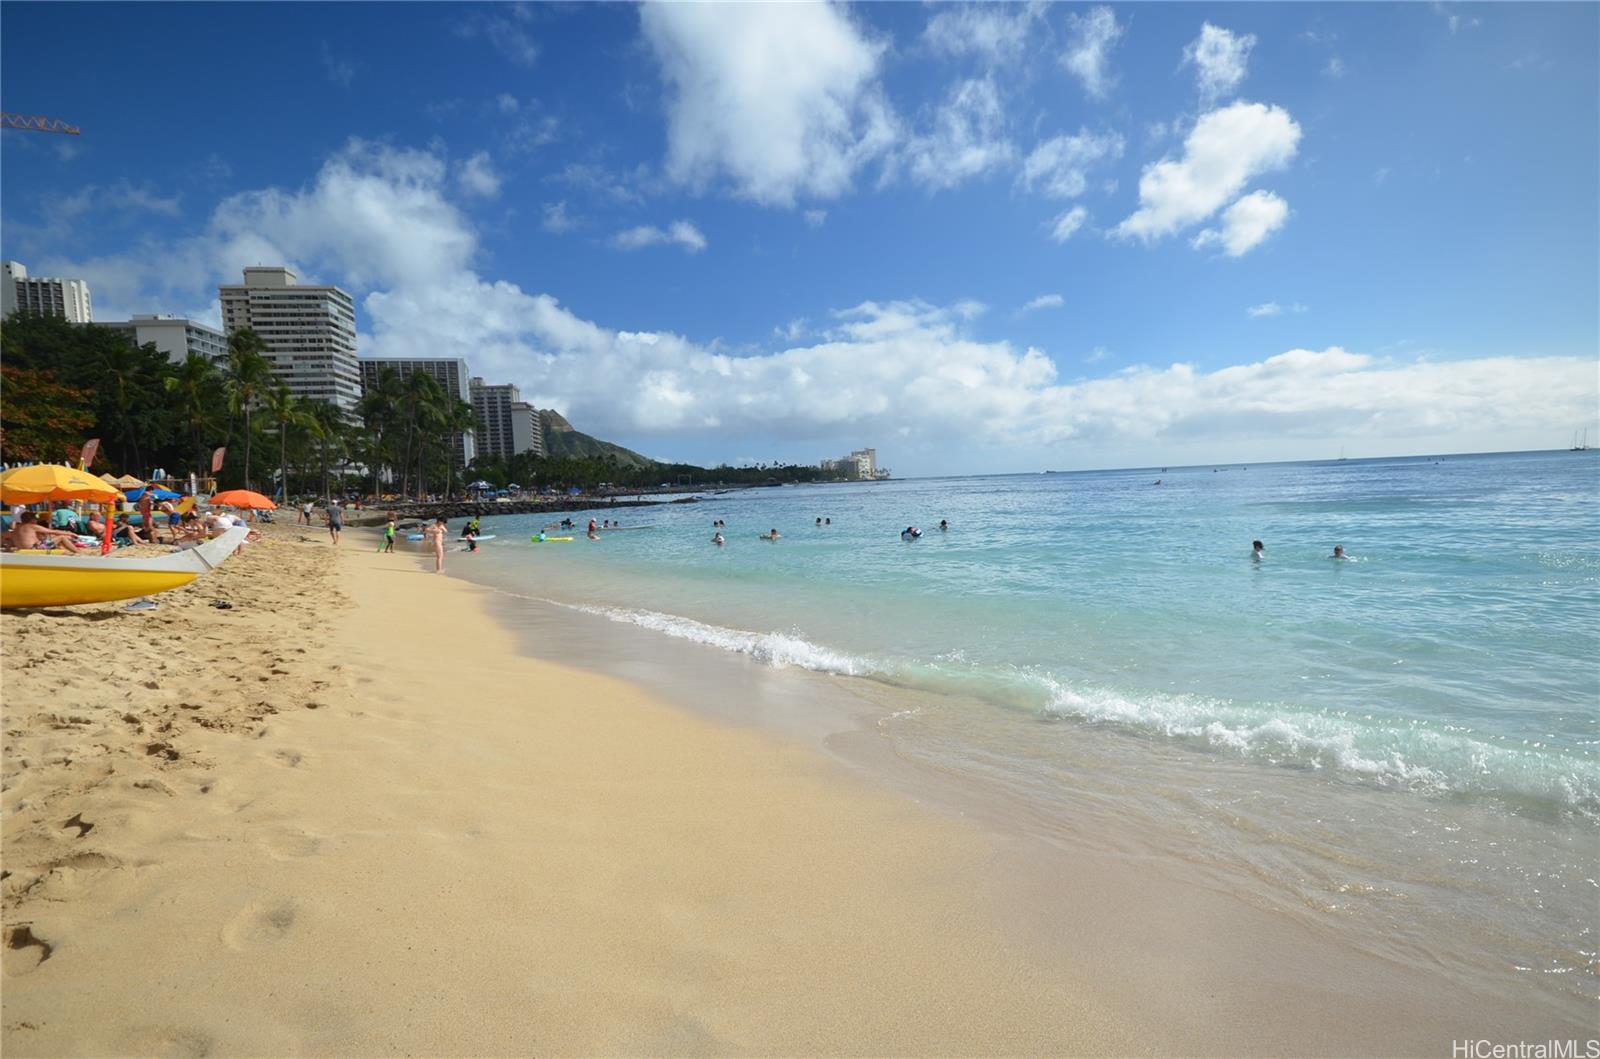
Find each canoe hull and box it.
[0,526,248,609]
[0,566,197,608]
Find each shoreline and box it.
[2,528,1587,1054]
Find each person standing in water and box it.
[1252,540,1265,561]
[423,516,448,572]
[1331,544,1350,560]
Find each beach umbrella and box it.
[113,474,146,489]
[0,464,122,505]
[209,489,277,510]
[98,472,120,485]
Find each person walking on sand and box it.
[423,516,448,572]
[383,517,396,554]
[326,498,343,545]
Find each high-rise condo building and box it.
[469,377,546,462]
[101,314,228,364]
[218,266,361,411]
[359,357,476,465]
[2,260,93,322]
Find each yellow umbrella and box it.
[0,464,123,505]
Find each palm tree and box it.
[399,371,444,499]
[439,397,476,500]
[304,400,346,500]
[357,368,404,498]
[163,353,223,482]
[261,383,307,501]
[224,329,272,490]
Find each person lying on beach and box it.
[172,511,208,543]
[112,514,137,545]
[760,529,781,540]
[3,511,88,551]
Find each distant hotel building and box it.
[219,266,361,411]
[101,314,227,364]
[2,260,93,322]
[469,377,544,462]
[359,357,476,465]
[821,447,884,479]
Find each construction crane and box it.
[1,113,80,135]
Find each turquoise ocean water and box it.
[445,449,1599,1011]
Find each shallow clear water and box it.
[445,449,1600,1009]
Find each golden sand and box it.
[2,527,1136,1055]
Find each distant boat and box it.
[1338,447,1348,461]
[1572,429,1589,452]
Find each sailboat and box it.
[1337,446,1348,461]
[1571,429,1589,452]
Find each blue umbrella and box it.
[125,486,180,501]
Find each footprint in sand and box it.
[269,749,303,768]
[220,897,298,950]
[3,925,53,976]
[118,1025,216,1059]
[259,830,322,860]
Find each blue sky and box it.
[2,2,1596,474]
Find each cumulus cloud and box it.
[901,77,1013,191]
[1049,205,1089,243]
[1192,189,1289,256]
[1061,6,1124,100]
[455,152,502,198]
[320,42,355,88]
[611,219,707,253]
[58,181,182,219]
[1116,101,1301,246]
[1022,294,1065,313]
[43,139,1594,470]
[1183,23,1256,104]
[641,2,897,206]
[923,2,1044,65]
[803,209,828,228]
[1020,128,1124,198]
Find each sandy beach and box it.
[1,526,1580,1056]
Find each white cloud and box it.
[1116,101,1301,244]
[641,2,897,207]
[1020,128,1124,198]
[611,219,707,253]
[455,152,502,198]
[46,139,1594,470]
[1049,205,1089,243]
[901,77,1013,191]
[1192,189,1290,256]
[1022,294,1065,313]
[1432,2,1481,34]
[542,201,576,233]
[455,4,540,66]
[803,209,828,228]
[320,42,355,88]
[496,93,520,114]
[1061,6,1124,100]
[1324,56,1346,79]
[1249,301,1308,317]
[923,2,1044,65]
[58,181,182,219]
[1183,23,1256,104]
[1085,346,1111,364]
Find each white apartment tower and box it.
[2,260,93,322]
[100,315,228,364]
[219,266,361,411]
[469,377,545,462]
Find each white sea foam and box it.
[521,594,1598,819]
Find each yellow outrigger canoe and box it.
[0,526,248,609]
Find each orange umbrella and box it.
[208,489,276,510]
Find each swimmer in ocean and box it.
[712,532,725,546]
[938,519,948,531]
[761,528,781,540]
[1252,539,1265,561]
[1331,544,1349,560]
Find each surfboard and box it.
[406,533,424,542]
[530,535,574,542]
[458,534,497,542]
